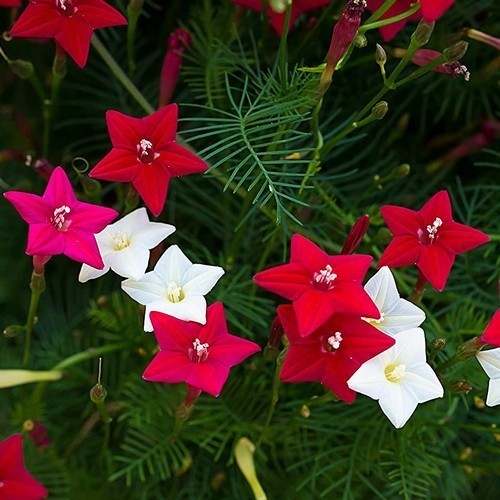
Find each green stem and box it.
[364,0,398,25]
[91,35,154,114]
[126,2,144,78]
[359,4,420,33]
[23,272,45,368]
[278,3,292,87]
[54,342,129,370]
[393,53,449,88]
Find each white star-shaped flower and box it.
[79,208,175,282]
[121,245,224,331]
[347,328,444,428]
[363,266,425,336]
[476,348,500,407]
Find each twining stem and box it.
[23,272,45,368]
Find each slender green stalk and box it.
[359,4,420,33]
[126,1,144,78]
[54,342,129,370]
[279,3,292,87]
[23,272,45,368]
[364,0,398,24]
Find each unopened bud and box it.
[10,59,34,79]
[474,395,485,409]
[393,163,410,178]
[372,101,388,120]
[375,44,387,66]
[3,325,23,338]
[269,0,289,13]
[431,338,446,351]
[443,41,469,63]
[450,379,473,394]
[341,214,370,255]
[90,383,107,403]
[411,20,435,47]
[300,405,311,418]
[353,33,367,48]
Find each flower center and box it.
[313,264,337,291]
[385,363,406,382]
[0,481,4,488]
[136,139,159,164]
[110,231,131,251]
[166,281,185,303]
[188,338,210,363]
[56,0,77,16]
[448,62,470,81]
[325,331,343,351]
[51,205,72,231]
[418,217,442,245]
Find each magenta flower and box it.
[4,167,118,269]
[143,302,261,397]
[411,49,470,81]
[0,1,21,7]
[481,310,500,348]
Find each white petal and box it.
[133,222,175,249]
[402,364,444,403]
[477,348,500,378]
[121,272,166,305]
[122,207,150,232]
[392,328,427,365]
[380,299,426,336]
[378,382,419,429]
[144,295,207,331]
[347,356,389,400]
[486,378,500,407]
[365,267,400,313]
[182,264,225,295]
[109,245,149,280]
[78,263,109,283]
[154,245,192,284]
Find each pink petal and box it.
[150,311,201,352]
[290,234,328,273]
[199,302,228,342]
[43,167,77,208]
[420,0,455,21]
[482,310,500,347]
[142,104,178,150]
[54,16,94,68]
[418,190,453,224]
[293,289,336,336]
[328,254,373,282]
[132,164,171,217]
[417,244,455,291]
[438,221,490,254]
[26,224,65,256]
[70,201,118,233]
[186,360,230,397]
[142,351,193,383]
[90,148,139,182]
[380,205,421,236]
[9,3,60,38]
[64,228,103,268]
[253,262,311,301]
[77,0,127,29]
[330,282,380,319]
[157,142,208,177]
[4,191,51,224]
[105,110,144,149]
[0,476,48,500]
[378,235,421,268]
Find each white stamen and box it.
[314,264,337,290]
[51,205,71,231]
[110,231,131,251]
[454,65,470,81]
[327,331,343,350]
[426,217,442,240]
[166,281,184,303]
[385,363,406,382]
[191,338,209,362]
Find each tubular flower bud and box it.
[372,101,388,120]
[341,214,370,255]
[375,43,387,66]
[443,41,469,63]
[411,49,470,81]
[465,28,500,51]
[411,20,435,47]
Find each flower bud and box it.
[352,33,367,48]
[375,44,387,66]
[0,369,62,388]
[443,41,469,63]
[431,338,446,351]
[235,438,267,500]
[393,163,410,178]
[269,0,289,13]
[3,325,23,338]
[90,383,107,404]
[300,405,311,418]
[450,379,473,394]
[341,215,369,255]
[464,28,500,51]
[411,20,435,47]
[372,101,388,120]
[32,159,54,181]
[10,59,34,79]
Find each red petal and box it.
[416,244,455,291]
[277,304,302,342]
[142,104,178,150]
[290,234,328,273]
[378,235,420,268]
[0,434,23,477]
[293,289,336,336]
[4,191,51,224]
[43,167,77,208]
[157,142,208,177]
[77,0,127,29]
[253,262,311,300]
[210,334,260,367]
[438,221,490,254]
[142,351,193,383]
[70,201,118,233]
[280,344,326,383]
[321,359,357,403]
[329,282,380,318]
[199,302,228,342]
[150,311,200,352]
[1,476,48,499]
[420,0,455,21]
[26,224,65,256]
[186,360,230,397]
[105,110,144,149]
[482,310,500,347]
[418,190,453,224]
[64,228,103,268]
[10,3,60,38]
[132,164,171,217]
[55,16,93,68]
[380,204,421,236]
[328,254,373,282]
[90,148,139,182]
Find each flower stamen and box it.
[327,331,343,350]
[189,338,209,362]
[51,205,72,231]
[385,363,406,382]
[56,0,77,16]
[110,231,131,251]
[136,139,159,164]
[166,281,184,303]
[313,264,337,291]
[426,217,443,241]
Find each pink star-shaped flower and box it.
[10,0,127,68]
[0,434,47,500]
[278,305,395,403]
[4,166,118,269]
[366,0,454,41]
[378,190,490,291]
[0,0,21,7]
[143,302,261,397]
[89,105,208,217]
[232,0,331,35]
[253,234,380,336]
[481,310,500,347]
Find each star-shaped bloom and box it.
[476,348,500,407]
[143,302,261,397]
[232,0,331,35]
[122,245,224,331]
[89,105,208,217]
[0,434,47,500]
[480,310,500,348]
[278,304,395,403]
[348,328,444,428]
[10,0,127,68]
[366,0,454,42]
[254,234,380,336]
[79,207,175,282]
[0,1,21,7]
[378,190,490,291]
[363,266,425,336]
[4,167,118,269]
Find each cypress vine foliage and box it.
[0,0,499,498]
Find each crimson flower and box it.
[143,302,261,397]
[366,0,455,42]
[0,1,21,7]
[481,310,500,347]
[89,105,208,217]
[411,49,470,81]
[254,234,379,336]
[4,166,118,269]
[10,0,127,68]
[232,0,331,35]
[278,305,395,403]
[378,190,490,291]
[0,434,47,500]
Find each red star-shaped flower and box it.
[143,302,261,397]
[378,190,490,291]
[481,310,500,347]
[89,105,208,217]
[254,234,380,336]
[366,0,454,41]
[0,434,47,500]
[278,305,394,403]
[4,166,118,269]
[10,0,127,68]
[232,0,331,35]
[0,0,21,7]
